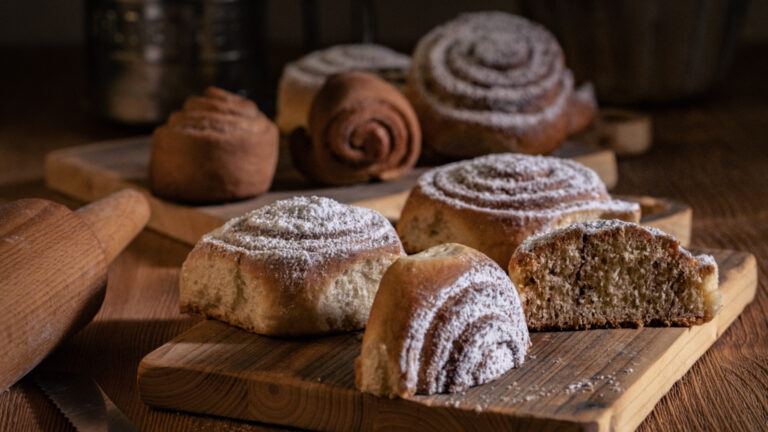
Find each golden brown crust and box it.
[180,239,403,336]
[289,72,421,185]
[179,197,406,337]
[150,87,279,204]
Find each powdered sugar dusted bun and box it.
[180,196,405,336]
[356,243,530,397]
[276,44,411,134]
[396,153,641,267]
[408,11,577,157]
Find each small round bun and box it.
[150,87,278,203]
[397,154,641,267]
[356,243,530,397]
[407,12,587,158]
[276,44,411,134]
[180,196,405,336]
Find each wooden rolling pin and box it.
[0,189,150,391]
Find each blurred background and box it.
[1,0,766,125]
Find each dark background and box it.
[2,0,767,48]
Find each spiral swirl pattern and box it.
[408,12,576,156]
[207,196,402,277]
[409,264,530,394]
[356,244,530,396]
[290,72,421,185]
[418,153,637,223]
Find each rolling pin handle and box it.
[75,189,151,264]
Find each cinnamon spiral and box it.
[150,87,278,203]
[356,244,530,396]
[290,72,421,185]
[208,196,403,284]
[276,44,411,134]
[408,12,587,157]
[397,154,641,266]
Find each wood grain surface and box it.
[137,250,755,432]
[0,46,767,431]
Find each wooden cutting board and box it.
[138,249,756,432]
[44,137,618,246]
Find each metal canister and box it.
[85,0,263,125]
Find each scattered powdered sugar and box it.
[202,196,402,284]
[410,11,572,128]
[418,153,639,229]
[400,255,531,394]
[284,44,410,87]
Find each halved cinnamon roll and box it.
[356,243,530,397]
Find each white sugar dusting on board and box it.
[201,196,403,284]
[417,153,639,228]
[442,367,637,410]
[410,11,573,128]
[283,44,410,87]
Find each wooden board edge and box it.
[609,250,757,431]
[137,356,601,432]
[44,148,222,245]
[571,148,618,190]
[624,195,693,247]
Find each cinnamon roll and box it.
[396,153,641,267]
[150,87,278,203]
[276,44,410,134]
[407,12,594,158]
[356,243,530,397]
[290,72,421,185]
[179,196,404,336]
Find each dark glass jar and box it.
[85,0,264,125]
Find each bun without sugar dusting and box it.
[276,44,410,134]
[356,243,530,398]
[407,12,595,158]
[290,71,421,186]
[179,196,405,336]
[150,87,278,204]
[508,220,721,330]
[397,153,641,268]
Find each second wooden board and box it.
[45,137,619,246]
[138,249,757,432]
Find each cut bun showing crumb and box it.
[508,220,720,330]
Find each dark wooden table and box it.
[0,46,766,431]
